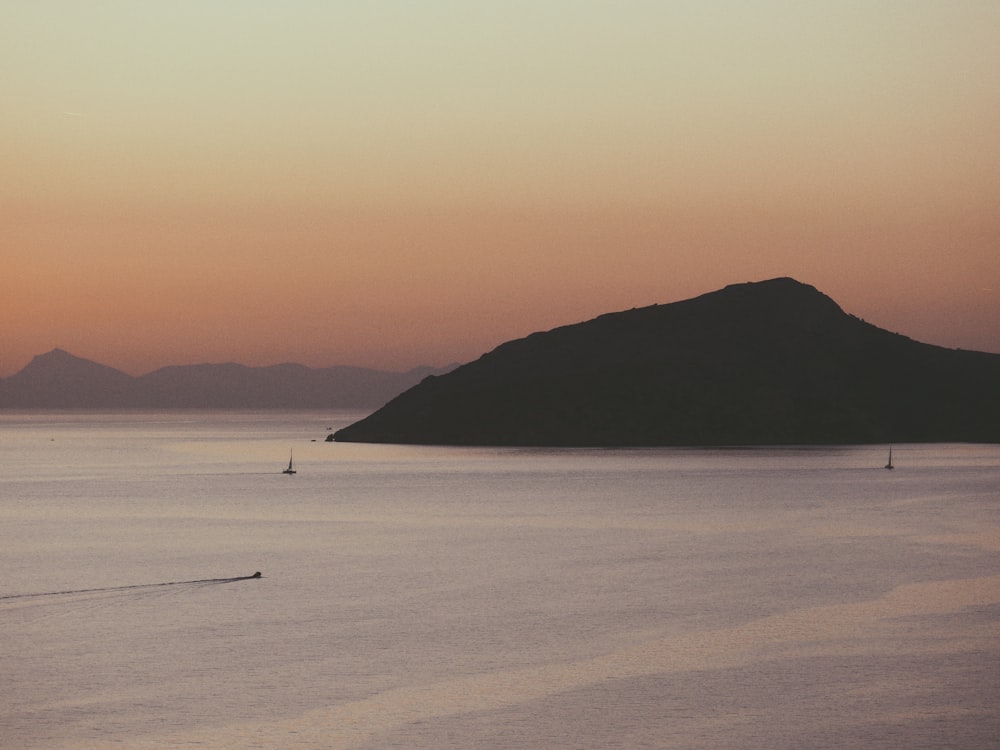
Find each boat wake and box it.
[0,572,262,602]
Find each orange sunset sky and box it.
[3,2,999,377]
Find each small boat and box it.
[282,450,296,475]
[884,446,894,470]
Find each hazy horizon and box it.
[4,345,455,378]
[4,2,998,377]
[3,273,999,380]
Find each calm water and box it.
[1,412,998,749]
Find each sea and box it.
[1,411,998,749]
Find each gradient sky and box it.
[3,1,999,376]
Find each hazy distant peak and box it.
[31,347,82,365]
[17,348,131,380]
[0,349,458,409]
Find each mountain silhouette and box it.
[0,349,455,409]
[334,278,1000,446]
[0,349,137,408]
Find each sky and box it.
[3,1,999,376]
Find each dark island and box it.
[334,278,1000,446]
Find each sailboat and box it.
[282,450,296,475]
[884,446,894,470]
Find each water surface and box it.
[1,412,998,748]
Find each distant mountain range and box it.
[334,278,1000,446]
[0,349,456,409]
